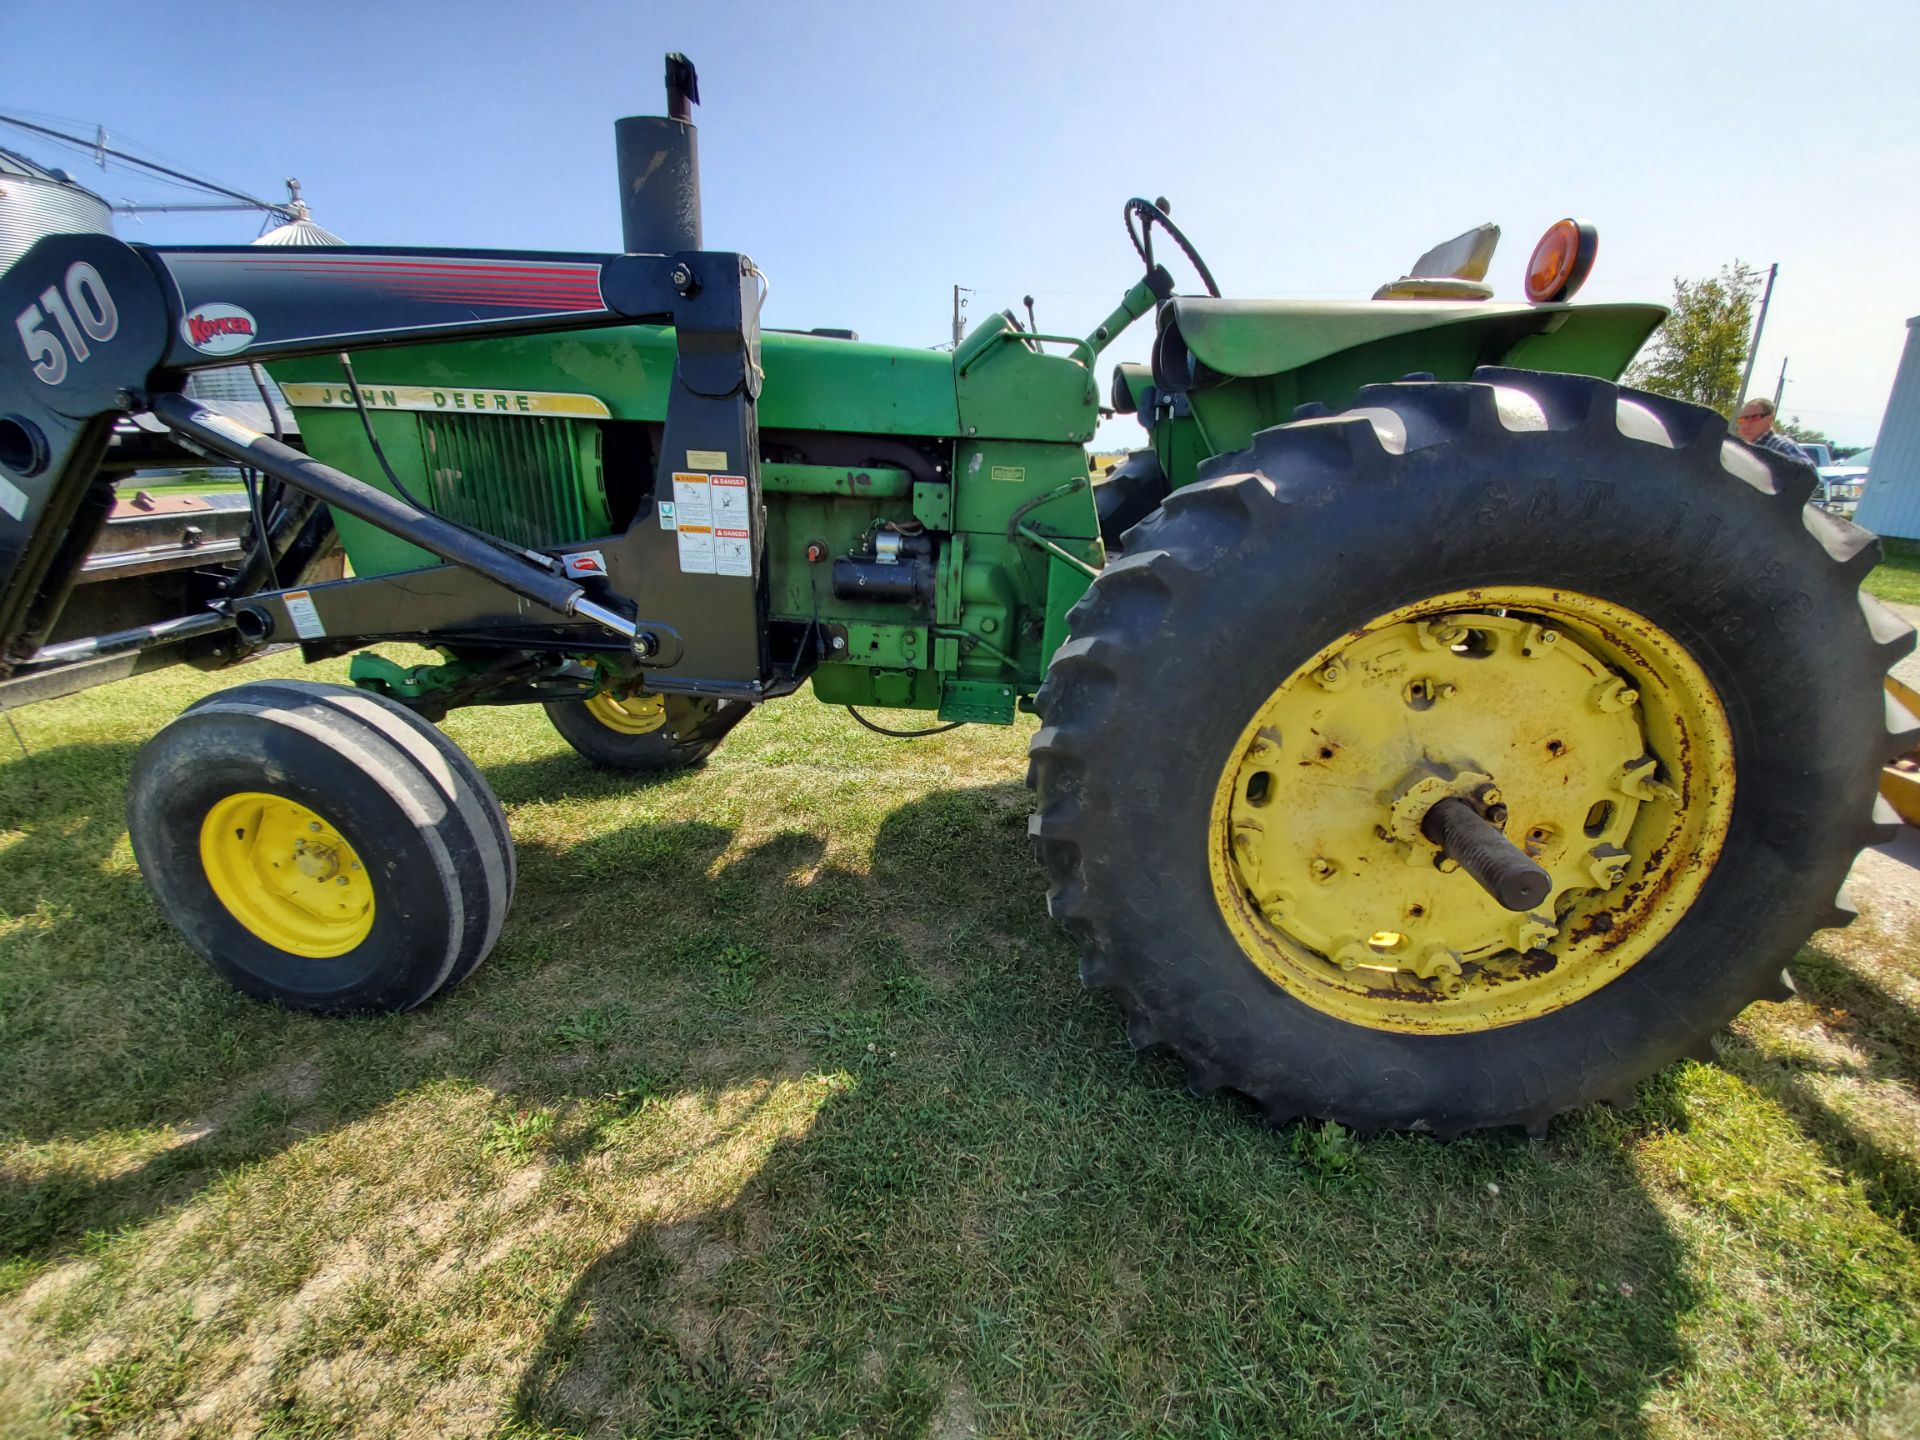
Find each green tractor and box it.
[1,57,1909,1137]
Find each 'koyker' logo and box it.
[181,304,257,356]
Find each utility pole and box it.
[951,285,972,348]
[1772,355,1789,413]
[1736,262,1778,412]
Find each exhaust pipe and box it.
[614,53,703,254]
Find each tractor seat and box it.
[1372,223,1499,302]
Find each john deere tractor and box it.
[2,58,1910,1136]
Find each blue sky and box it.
[4,0,1914,446]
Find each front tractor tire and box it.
[1028,368,1917,1137]
[543,689,749,772]
[128,680,514,1014]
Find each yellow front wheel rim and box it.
[1208,587,1735,1034]
[199,792,375,958]
[583,691,668,735]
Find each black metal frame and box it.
[0,233,772,700]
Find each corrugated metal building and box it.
[1854,315,1920,541]
[0,146,114,271]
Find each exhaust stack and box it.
[614,53,703,255]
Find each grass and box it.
[1865,536,1920,609]
[1,653,1917,1437]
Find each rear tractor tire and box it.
[1028,367,1917,1137]
[543,689,749,773]
[128,680,514,1013]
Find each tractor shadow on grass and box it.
[504,784,1707,1438]
[0,753,1709,1433]
[1717,934,1920,1241]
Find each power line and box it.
[0,112,291,220]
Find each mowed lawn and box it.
[1865,536,1920,609]
[1,652,1917,1439]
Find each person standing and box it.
[1734,397,1814,468]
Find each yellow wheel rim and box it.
[583,691,668,735]
[1208,587,1734,1034]
[199,792,375,958]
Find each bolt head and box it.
[1540,630,1559,645]
[308,821,322,832]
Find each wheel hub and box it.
[584,690,668,735]
[1210,589,1735,1034]
[200,793,374,958]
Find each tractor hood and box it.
[1156,296,1666,391]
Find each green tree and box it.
[1624,261,1762,416]
[1775,416,1834,447]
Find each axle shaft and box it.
[1421,797,1551,913]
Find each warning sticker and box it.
[670,472,752,576]
[283,589,326,640]
[672,473,712,525]
[673,472,714,572]
[710,474,749,523]
[714,528,752,576]
[678,524,715,572]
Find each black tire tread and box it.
[143,679,513,1009]
[1029,368,1916,1136]
[543,693,750,773]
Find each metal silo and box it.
[0,147,114,272]
[1854,316,1920,542]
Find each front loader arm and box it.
[0,233,772,693]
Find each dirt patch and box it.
[931,1377,980,1438]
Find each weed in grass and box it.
[1288,1119,1359,1182]
[607,1067,674,1115]
[704,942,765,1008]
[61,1358,146,1437]
[550,1003,628,1049]
[880,971,932,1013]
[482,1108,557,1164]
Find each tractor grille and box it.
[415,414,608,549]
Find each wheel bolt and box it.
[308,822,321,833]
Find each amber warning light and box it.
[1524,219,1598,304]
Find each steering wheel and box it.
[1125,198,1221,298]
